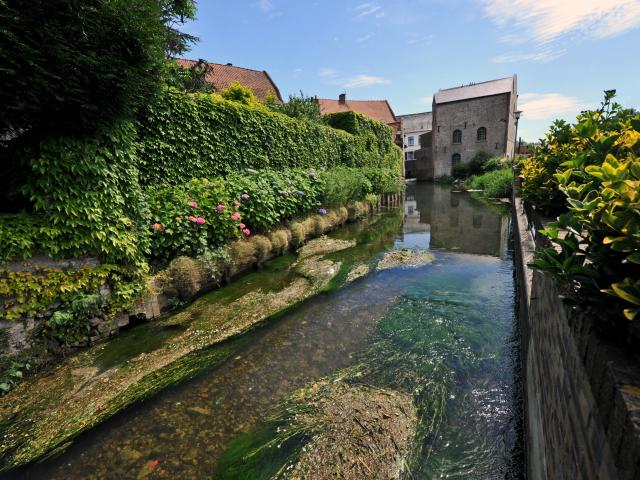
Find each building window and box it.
[405,151,415,161]
[452,129,462,144]
[452,153,461,166]
[477,127,487,142]
[408,136,414,146]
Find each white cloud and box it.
[258,0,272,12]
[482,0,640,44]
[357,33,375,43]
[343,75,391,88]
[356,3,385,18]
[319,68,338,79]
[492,47,566,63]
[518,93,582,120]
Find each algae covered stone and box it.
[377,248,434,271]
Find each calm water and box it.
[11,184,523,479]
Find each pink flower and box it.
[216,204,225,212]
[242,228,251,236]
[149,459,159,468]
[241,193,250,201]
[239,223,246,229]
[196,217,206,225]
[233,200,241,207]
[189,200,198,208]
[188,216,198,223]
[231,212,241,221]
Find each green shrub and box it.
[465,168,513,198]
[220,81,264,107]
[362,168,405,194]
[136,91,402,185]
[272,91,321,122]
[483,156,510,172]
[318,167,373,206]
[45,293,104,345]
[146,178,241,262]
[225,169,322,232]
[531,92,640,322]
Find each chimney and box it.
[338,93,346,104]
[226,63,233,66]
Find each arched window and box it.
[452,129,462,144]
[477,127,487,141]
[452,153,461,166]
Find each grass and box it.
[465,168,513,198]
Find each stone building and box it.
[397,112,432,178]
[403,75,518,180]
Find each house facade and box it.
[397,111,432,178]
[404,75,518,180]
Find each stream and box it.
[11,183,523,479]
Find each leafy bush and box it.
[483,156,510,172]
[362,168,405,194]
[521,91,638,214]
[272,91,321,122]
[530,92,640,321]
[136,91,402,185]
[318,167,372,206]
[146,178,242,262]
[45,293,104,345]
[465,168,513,198]
[220,81,263,107]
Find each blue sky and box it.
[182,0,640,141]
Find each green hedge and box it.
[136,91,402,185]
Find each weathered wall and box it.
[513,187,640,480]
[432,93,512,178]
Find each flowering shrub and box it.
[146,178,241,261]
[225,169,322,232]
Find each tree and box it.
[273,91,321,122]
[160,0,199,57]
[0,0,197,138]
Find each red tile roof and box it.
[175,58,283,103]
[317,98,397,124]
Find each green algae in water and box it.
[215,257,513,479]
[94,323,186,372]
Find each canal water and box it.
[13,183,523,479]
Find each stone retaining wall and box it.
[513,185,640,480]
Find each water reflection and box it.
[399,183,509,258]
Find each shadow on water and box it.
[11,183,523,480]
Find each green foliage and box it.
[0,265,115,321]
[318,167,372,206]
[465,168,513,198]
[146,178,241,262]
[136,91,402,185]
[0,359,31,394]
[45,293,103,345]
[160,0,199,57]
[225,169,322,232]
[362,167,405,194]
[163,58,214,93]
[452,151,494,179]
[0,0,166,137]
[530,91,640,321]
[272,91,321,122]
[521,91,638,214]
[5,123,148,268]
[219,81,263,107]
